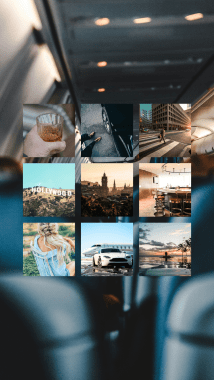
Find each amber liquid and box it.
[38,123,62,142]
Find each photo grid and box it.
[23,103,192,277]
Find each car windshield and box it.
[101,248,121,253]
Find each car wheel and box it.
[102,107,112,135]
[98,257,102,268]
[92,257,96,266]
[125,264,132,268]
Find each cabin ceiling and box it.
[49,0,214,104]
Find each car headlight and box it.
[103,256,110,258]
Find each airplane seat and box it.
[154,276,189,380]
[117,290,157,380]
[0,274,108,380]
[154,171,214,380]
[160,273,214,380]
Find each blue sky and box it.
[140,104,152,112]
[81,223,133,251]
[23,163,75,189]
[140,104,188,112]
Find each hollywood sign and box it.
[31,187,73,196]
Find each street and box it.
[139,130,191,158]
[81,104,118,157]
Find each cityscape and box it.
[138,104,191,158]
[81,163,133,217]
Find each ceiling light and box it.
[98,88,105,92]
[185,13,203,21]
[95,18,110,26]
[133,17,151,24]
[97,61,107,67]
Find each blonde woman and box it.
[32,223,75,276]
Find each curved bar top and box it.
[160,188,191,194]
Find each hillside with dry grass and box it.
[23,191,75,217]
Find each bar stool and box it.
[152,190,157,199]
[183,199,191,216]
[163,192,168,208]
[154,190,165,216]
[169,198,182,216]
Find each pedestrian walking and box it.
[159,128,166,143]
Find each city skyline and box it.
[81,163,133,187]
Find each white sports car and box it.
[93,248,132,268]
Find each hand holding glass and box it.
[36,113,63,142]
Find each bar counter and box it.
[159,188,191,210]
[160,187,191,194]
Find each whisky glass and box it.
[36,113,63,142]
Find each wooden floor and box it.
[139,196,170,217]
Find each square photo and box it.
[81,163,133,217]
[23,163,75,217]
[139,223,191,276]
[139,163,191,217]
[81,223,133,276]
[23,104,75,158]
[138,104,191,160]
[23,223,75,276]
[81,104,133,158]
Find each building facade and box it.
[140,108,152,130]
[101,172,108,197]
[82,173,110,198]
[111,179,117,195]
[152,104,190,131]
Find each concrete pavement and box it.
[139,131,191,158]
